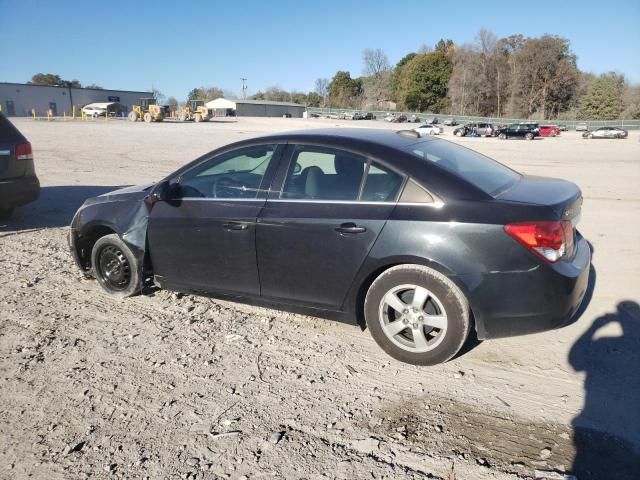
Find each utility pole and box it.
[241,78,247,99]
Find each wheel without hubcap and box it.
[91,234,141,297]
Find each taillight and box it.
[504,220,574,263]
[16,143,33,161]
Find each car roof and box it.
[249,128,436,150]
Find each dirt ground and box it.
[1,117,639,480]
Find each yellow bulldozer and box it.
[128,98,164,123]
[177,100,213,122]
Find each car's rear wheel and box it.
[455,130,463,137]
[91,234,140,298]
[0,207,14,219]
[364,265,470,366]
[499,133,507,140]
[525,132,534,140]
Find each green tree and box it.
[187,88,204,102]
[305,92,322,107]
[328,71,363,108]
[85,83,103,89]
[395,52,452,112]
[579,73,625,120]
[29,73,81,88]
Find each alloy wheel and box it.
[378,284,448,353]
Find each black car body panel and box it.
[495,123,540,139]
[0,114,40,210]
[70,128,590,340]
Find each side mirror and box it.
[151,180,171,202]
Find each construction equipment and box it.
[177,100,213,122]
[128,98,164,123]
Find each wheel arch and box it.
[72,223,120,272]
[346,256,482,336]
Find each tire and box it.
[0,207,14,219]
[194,113,203,123]
[455,130,463,137]
[143,112,152,123]
[91,234,140,298]
[364,264,471,366]
[525,132,534,140]
[128,111,138,122]
[588,133,594,139]
[499,133,507,140]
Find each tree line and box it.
[185,30,638,120]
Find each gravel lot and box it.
[1,117,639,479]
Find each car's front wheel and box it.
[525,132,534,140]
[499,133,507,140]
[365,265,471,366]
[91,234,140,298]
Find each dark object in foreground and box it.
[0,113,40,218]
[69,128,590,365]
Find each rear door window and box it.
[281,146,366,200]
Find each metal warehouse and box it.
[206,98,306,118]
[0,82,153,117]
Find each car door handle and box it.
[335,223,367,234]
[223,222,249,231]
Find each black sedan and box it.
[495,123,540,140]
[69,129,591,365]
[0,113,40,218]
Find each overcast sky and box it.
[1,0,639,100]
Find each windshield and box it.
[406,139,520,196]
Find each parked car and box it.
[391,114,407,123]
[443,118,458,126]
[558,124,568,131]
[413,124,442,137]
[575,123,588,131]
[82,104,108,117]
[344,112,363,120]
[495,123,540,140]
[384,114,396,122]
[539,125,561,137]
[408,115,421,123]
[362,112,376,120]
[582,127,628,139]
[423,117,439,125]
[69,128,590,366]
[0,113,40,218]
[453,123,494,137]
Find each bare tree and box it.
[362,48,390,77]
[314,78,329,103]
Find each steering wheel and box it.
[213,177,245,198]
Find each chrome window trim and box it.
[170,197,444,208]
[0,149,11,155]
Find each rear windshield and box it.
[406,139,520,196]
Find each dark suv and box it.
[495,123,540,140]
[453,123,494,137]
[0,114,40,218]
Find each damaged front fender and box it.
[69,183,157,290]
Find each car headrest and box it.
[334,155,364,178]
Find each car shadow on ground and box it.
[569,300,640,479]
[0,185,125,232]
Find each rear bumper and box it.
[468,234,592,340]
[0,175,40,208]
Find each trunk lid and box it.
[0,115,28,179]
[495,175,582,223]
